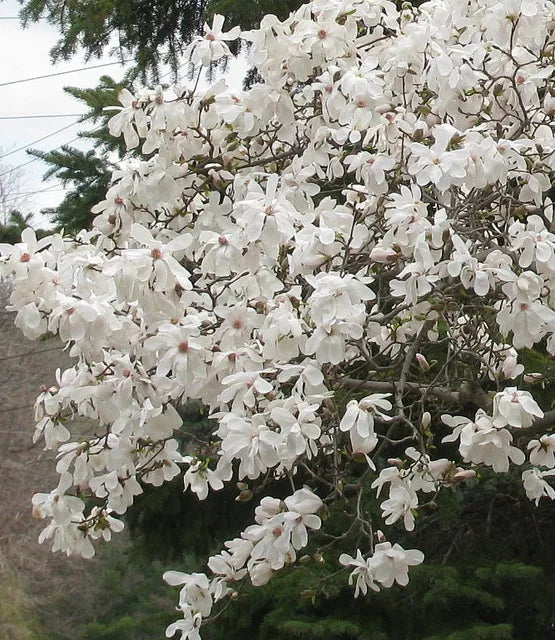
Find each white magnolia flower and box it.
[186,15,241,66]
[492,387,543,428]
[370,542,424,588]
[522,468,555,505]
[183,457,224,500]
[528,435,555,468]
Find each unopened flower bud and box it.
[235,490,253,502]
[416,353,430,372]
[421,411,432,430]
[523,372,543,384]
[370,246,397,263]
[376,530,386,543]
[453,469,477,481]
[387,458,402,467]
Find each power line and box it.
[2,190,65,205]
[0,126,102,179]
[7,183,62,196]
[0,60,130,88]
[0,156,42,178]
[1,183,64,205]
[0,121,80,160]
[0,113,86,120]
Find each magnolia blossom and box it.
[442,412,526,473]
[186,15,241,66]
[528,435,555,468]
[492,387,543,428]
[339,393,391,455]
[522,468,555,505]
[340,541,424,595]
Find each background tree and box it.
[0,159,46,242]
[28,76,126,234]
[17,0,307,81]
[0,159,29,227]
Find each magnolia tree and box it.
[2,0,555,636]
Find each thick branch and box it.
[340,377,461,405]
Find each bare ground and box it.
[0,283,105,640]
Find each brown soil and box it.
[0,282,103,640]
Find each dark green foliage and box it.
[19,0,205,82]
[202,559,554,640]
[33,147,112,233]
[0,210,48,243]
[83,465,555,640]
[77,551,182,640]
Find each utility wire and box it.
[0,156,42,178]
[2,189,65,205]
[0,121,80,160]
[0,60,130,88]
[0,126,102,179]
[7,183,62,197]
[0,113,86,120]
[1,183,64,205]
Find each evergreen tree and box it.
[28,76,126,234]
[18,0,308,81]
[0,210,47,243]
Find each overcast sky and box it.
[0,0,130,225]
[0,0,245,228]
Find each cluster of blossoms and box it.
[2,0,555,636]
[164,487,323,637]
